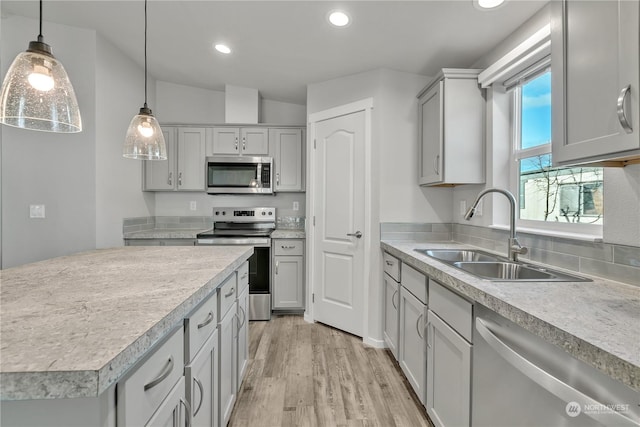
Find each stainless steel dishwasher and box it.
[473,304,640,427]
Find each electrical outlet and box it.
[29,204,45,218]
[476,199,483,217]
[460,200,467,216]
[189,201,197,211]
[293,201,299,211]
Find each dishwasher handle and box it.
[476,318,640,427]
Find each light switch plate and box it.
[189,201,197,211]
[293,201,299,211]
[30,204,45,218]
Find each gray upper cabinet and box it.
[211,127,269,156]
[551,0,640,166]
[417,69,485,186]
[143,127,207,191]
[271,128,305,192]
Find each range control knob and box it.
[268,211,273,215]
[215,211,219,216]
[262,212,266,215]
[222,211,226,216]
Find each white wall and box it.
[1,15,97,268]
[95,35,156,249]
[306,68,451,345]
[155,81,225,124]
[261,99,306,125]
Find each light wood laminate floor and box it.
[229,315,433,427]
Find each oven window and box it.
[208,164,258,187]
[249,247,270,294]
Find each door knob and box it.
[347,231,363,238]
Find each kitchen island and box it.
[0,246,253,425]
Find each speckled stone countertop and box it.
[0,246,253,400]
[381,241,640,392]
[123,228,209,239]
[271,229,306,239]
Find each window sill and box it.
[488,224,603,243]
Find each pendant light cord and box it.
[38,0,43,41]
[144,0,148,109]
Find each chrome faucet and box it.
[464,188,528,262]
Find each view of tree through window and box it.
[516,72,603,224]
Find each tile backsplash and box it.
[123,216,213,234]
[381,222,640,286]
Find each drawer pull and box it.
[281,245,296,249]
[416,314,424,339]
[385,260,394,266]
[240,272,248,280]
[224,287,235,298]
[144,357,174,391]
[193,376,204,416]
[197,311,214,329]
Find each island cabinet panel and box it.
[383,272,400,360]
[186,330,219,427]
[117,326,184,427]
[145,377,187,427]
[218,300,238,427]
[236,286,250,390]
[398,285,427,404]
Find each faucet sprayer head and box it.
[464,207,475,220]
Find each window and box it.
[511,71,603,227]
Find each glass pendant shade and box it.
[0,41,82,133]
[123,107,167,160]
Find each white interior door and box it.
[312,110,365,337]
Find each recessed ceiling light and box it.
[328,10,350,27]
[475,0,506,9]
[214,44,231,54]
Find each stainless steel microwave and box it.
[206,156,273,194]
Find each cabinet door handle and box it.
[224,287,235,298]
[238,304,246,328]
[180,397,192,427]
[197,311,214,329]
[391,289,398,310]
[617,85,633,134]
[240,272,248,280]
[275,260,279,274]
[276,172,280,186]
[235,136,239,151]
[433,155,440,175]
[233,313,240,339]
[144,357,174,391]
[168,172,173,186]
[193,376,204,417]
[178,172,183,186]
[242,136,246,150]
[416,314,424,339]
[385,260,394,267]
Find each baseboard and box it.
[303,312,314,324]
[364,336,386,349]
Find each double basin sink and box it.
[416,249,591,282]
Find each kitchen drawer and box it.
[184,290,218,363]
[218,273,237,321]
[429,280,473,342]
[383,252,401,282]
[402,263,427,304]
[117,326,184,427]
[237,261,249,295]
[274,239,304,256]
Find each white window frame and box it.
[480,24,603,239]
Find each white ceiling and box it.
[1,0,548,105]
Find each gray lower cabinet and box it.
[398,286,427,404]
[236,285,249,391]
[426,280,473,427]
[186,330,218,427]
[272,239,305,310]
[383,272,400,359]
[218,274,238,427]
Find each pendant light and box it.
[0,0,82,133]
[123,0,167,160]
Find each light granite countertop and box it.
[271,229,306,239]
[0,246,253,400]
[381,240,640,392]
[123,228,209,240]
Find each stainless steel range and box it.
[196,207,275,320]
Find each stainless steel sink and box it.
[415,249,507,263]
[416,248,591,282]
